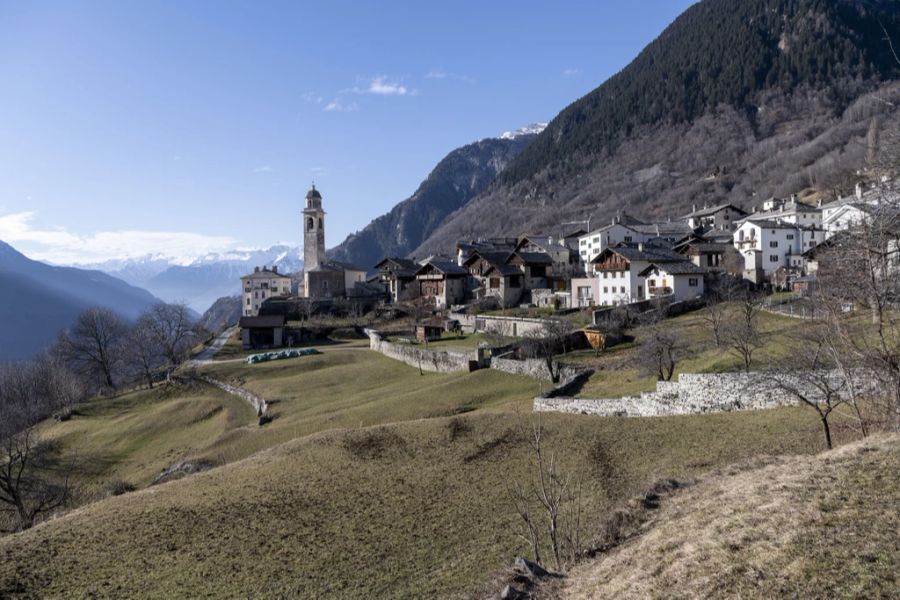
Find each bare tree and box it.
[56,307,128,391]
[701,276,737,347]
[0,359,83,531]
[522,319,575,383]
[639,326,680,381]
[143,302,197,373]
[0,428,71,531]
[765,325,852,450]
[508,412,583,573]
[724,290,764,372]
[125,316,164,389]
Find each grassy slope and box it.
[38,383,258,501]
[566,306,803,399]
[564,434,900,599]
[0,404,858,599]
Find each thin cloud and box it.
[426,69,475,84]
[323,99,359,112]
[0,211,237,265]
[252,165,273,173]
[562,68,580,77]
[367,76,408,96]
[301,91,325,104]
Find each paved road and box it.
[189,326,238,366]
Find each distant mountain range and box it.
[407,0,900,255]
[0,240,160,361]
[327,124,546,268]
[86,245,303,314]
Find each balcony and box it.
[648,286,672,297]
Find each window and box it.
[592,236,600,244]
[246,298,250,305]
[770,255,779,263]
[769,241,778,248]
[649,279,656,288]
[787,234,794,240]
[620,286,625,294]
[490,278,500,289]
[603,272,608,279]
[603,286,608,293]
[580,239,586,246]
[307,217,314,230]
[624,236,632,242]
[689,278,698,287]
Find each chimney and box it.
[254,266,260,273]
[273,265,278,274]
[856,182,863,200]
[692,204,697,213]
[817,199,822,208]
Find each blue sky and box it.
[0,0,695,264]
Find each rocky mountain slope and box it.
[413,0,900,256]
[198,295,242,335]
[327,125,544,267]
[0,240,159,360]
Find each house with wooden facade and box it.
[415,259,469,308]
[463,250,524,308]
[374,257,420,303]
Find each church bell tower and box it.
[303,183,326,272]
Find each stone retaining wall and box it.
[200,376,268,416]
[533,371,847,417]
[367,330,476,373]
[490,356,587,383]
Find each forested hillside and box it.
[414,0,900,255]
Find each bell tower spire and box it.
[303,183,325,273]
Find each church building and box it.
[301,184,367,298]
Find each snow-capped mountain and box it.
[87,245,303,313]
[498,122,548,140]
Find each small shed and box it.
[240,315,287,350]
[415,321,444,343]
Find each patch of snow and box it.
[498,122,548,140]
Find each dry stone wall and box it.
[534,372,833,417]
[367,330,475,373]
[200,376,268,416]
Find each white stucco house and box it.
[733,219,825,282]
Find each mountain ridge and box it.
[0,240,160,360]
[327,127,544,268]
[411,0,900,256]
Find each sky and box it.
[0,0,696,265]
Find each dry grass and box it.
[563,434,900,599]
[0,404,858,599]
[564,305,806,398]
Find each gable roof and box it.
[415,260,469,277]
[638,261,708,277]
[374,257,419,276]
[682,203,748,219]
[631,222,695,237]
[591,243,683,265]
[510,251,553,266]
